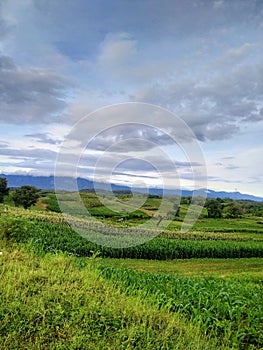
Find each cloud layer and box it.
[0,54,70,124]
[0,0,263,195]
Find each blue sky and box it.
[0,0,263,196]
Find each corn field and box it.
[98,265,263,349]
[1,210,263,259]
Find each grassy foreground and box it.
[98,264,263,349]
[0,246,224,350]
[1,200,263,349]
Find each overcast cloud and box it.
[0,0,263,195]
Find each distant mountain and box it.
[1,174,263,202]
[2,174,56,189]
[204,189,263,202]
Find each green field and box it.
[1,191,263,349]
[98,257,263,278]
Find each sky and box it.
[0,0,263,196]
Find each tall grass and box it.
[98,265,263,349]
[1,212,263,259]
[0,248,223,350]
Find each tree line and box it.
[204,197,263,218]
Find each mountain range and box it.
[1,174,263,202]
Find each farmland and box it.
[1,191,263,349]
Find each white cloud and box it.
[98,32,137,67]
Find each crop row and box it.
[98,265,263,349]
[1,213,263,259]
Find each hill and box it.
[1,174,263,202]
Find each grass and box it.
[42,192,263,237]
[99,265,263,349]
[1,197,263,349]
[98,257,263,279]
[190,216,263,233]
[0,246,225,350]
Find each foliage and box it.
[0,204,263,260]
[0,250,219,350]
[11,185,39,209]
[42,193,61,212]
[44,192,151,221]
[180,196,192,205]
[0,216,35,243]
[223,202,243,218]
[99,265,263,349]
[0,177,9,203]
[2,217,263,260]
[166,204,180,220]
[80,192,104,208]
[240,200,263,216]
[205,198,223,218]
[1,202,263,348]
[147,194,161,199]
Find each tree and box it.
[0,177,9,203]
[223,202,243,218]
[205,198,223,218]
[12,185,39,209]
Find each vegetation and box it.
[43,192,62,212]
[0,177,9,203]
[1,249,220,350]
[204,197,263,219]
[98,257,263,279]
[0,183,263,349]
[224,201,243,218]
[99,266,263,349]
[1,208,263,260]
[11,185,39,209]
[205,198,223,218]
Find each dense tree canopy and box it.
[205,198,223,218]
[223,202,243,218]
[12,185,39,209]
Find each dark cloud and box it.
[133,59,263,141]
[112,171,157,180]
[77,152,202,180]
[0,54,70,124]
[25,132,61,145]
[87,124,174,152]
